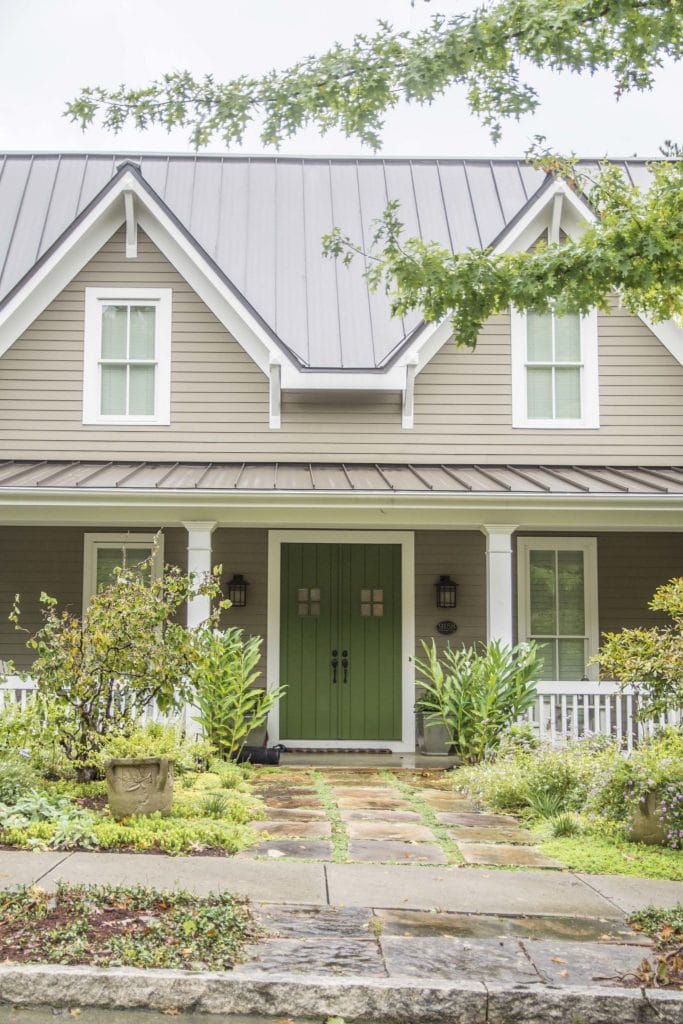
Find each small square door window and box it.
[360,588,384,617]
[297,587,320,617]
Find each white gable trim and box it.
[399,178,683,374]
[0,169,410,394]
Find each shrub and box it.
[456,736,621,816]
[0,753,38,804]
[9,550,227,780]
[593,577,683,719]
[415,639,542,764]
[97,722,214,774]
[191,628,286,761]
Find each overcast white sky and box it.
[0,0,680,158]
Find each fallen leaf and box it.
[559,969,569,977]
[551,957,566,964]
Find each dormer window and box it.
[511,307,599,429]
[83,288,171,425]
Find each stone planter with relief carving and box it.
[105,756,174,820]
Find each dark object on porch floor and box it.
[237,745,287,765]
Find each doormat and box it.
[286,748,393,755]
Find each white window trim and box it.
[517,536,599,682]
[83,287,171,426]
[83,532,164,607]
[511,307,599,429]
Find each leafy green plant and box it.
[0,696,72,779]
[550,812,582,838]
[0,792,98,850]
[97,722,214,774]
[527,789,566,819]
[191,628,286,761]
[0,754,38,804]
[9,548,227,780]
[415,639,541,764]
[594,577,683,719]
[629,904,683,945]
[200,792,231,819]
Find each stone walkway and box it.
[243,767,563,868]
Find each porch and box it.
[1,470,681,750]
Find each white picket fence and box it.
[0,675,680,750]
[526,681,681,751]
[0,675,203,740]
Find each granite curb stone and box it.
[0,965,680,1023]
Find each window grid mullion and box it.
[125,305,131,415]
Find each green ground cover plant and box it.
[0,882,256,970]
[0,754,264,855]
[311,771,349,863]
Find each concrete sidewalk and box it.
[1,850,682,1019]
[1,849,681,917]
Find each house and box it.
[0,152,681,753]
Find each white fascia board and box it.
[280,362,406,390]
[0,202,125,358]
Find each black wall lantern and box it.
[435,574,458,609]
[227,573,249,607]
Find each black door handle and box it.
[341,650,349,684]
[331,650,338,684]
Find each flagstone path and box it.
[243,767,563,870]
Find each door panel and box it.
[279,543,339,740]
[280,543,402,741]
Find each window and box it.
[83,288,171,425]
[511,308,599,428]
[517,537,599,681]
[83,533,164,606]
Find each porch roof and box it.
[0,460,681,496]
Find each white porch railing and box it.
[527,681,681,750]
[1,675,680,749]
[0,676,203,740]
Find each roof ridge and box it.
[0,150,660,164]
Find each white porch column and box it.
[183,521,217,627]
[481,524,517,646]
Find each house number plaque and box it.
[436,620,457,635]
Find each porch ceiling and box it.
[0,460,682,496]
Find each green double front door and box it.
[280,543,402,741]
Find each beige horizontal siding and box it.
[414,531,487,661]
[213,528,269,681]
[1,230,682,462]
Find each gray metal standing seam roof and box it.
[0,153,655,370]
[0,461,680,496]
